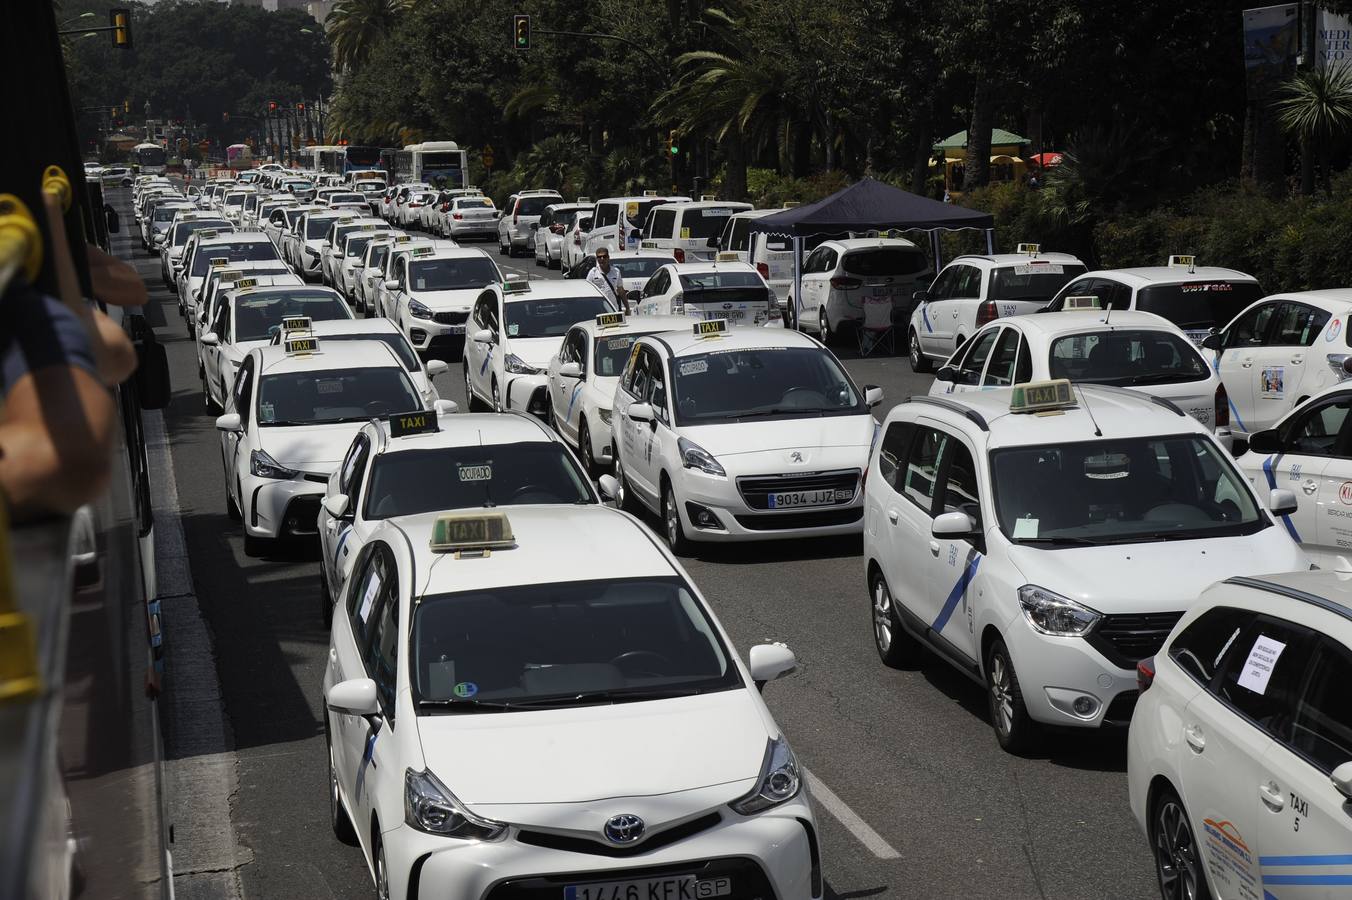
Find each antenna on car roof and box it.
[1077,385,1103,437]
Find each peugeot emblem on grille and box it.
[790,451,803,463]
[603,813,645,844]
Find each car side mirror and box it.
[627,402,655,423]
[935,366,957,383]
[706,236,719,248]
[864,385,883,408]
[1332,761,1352,800]
[104,204,120,233]
[425,359,449,377]
[597,474,619,501]
[214,413,242,432]
[1248,429,1282,454]
[322,493,350,518]
[326,677,379,717]
[559,361,583,378]
[473,328,495,345]
[913,289,928,303]
[201,332,220,346]
[434,399,458,415]
[493,210,503,218]
[748,642,797,690]
[1200,333,1223,351]
[932,510,977,537]
[384,279,399,291]
[529,222,539,230]
[1268,489,1298,517]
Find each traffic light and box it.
[297,101,306,112]
[668,130,679,156]
[514,14,530,50]
[268,100,278,113]
[110,8,131,49]
[123,99,131,114]
[222,111,230,123]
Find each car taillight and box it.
[551,224,564,235]
[1137,657,1155,692]
[975,300,998,327]
[756,262,769,279]
[830,276,862,291]
[513,213,519,224]
[574,233,581,246]
[452,213,463,220]
[410,202,423,208]
[674,248,685,263]
[440,202,450,212]
[1215,382,1230,428]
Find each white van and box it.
[642,199,752,264]
[583,193,690,258]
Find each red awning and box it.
[1031,152,1063,167]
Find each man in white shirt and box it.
[586,247,627,313]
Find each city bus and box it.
[318,144,385,175]
[393,141,467,188]
[226,143,253,168]
[133,141,167,175]
[298,144,341,173]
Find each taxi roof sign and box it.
[234,277,258,291]
[387,409,438,438]
[1063,295,1100,310]
[280,315,312,333]
[640,240,660,250]
[596,312,626,329]
[429,510,515,554]
[693,319,728,338]
[642,190,659,197]
[1168,254,1197,273]
[284,334,319,356]
[411,246,436,257]
[210,257,229,267]
[1010,379,1075,414]
[1016,243,1041,256]
[502,276,531,294]
[716,251,740,262]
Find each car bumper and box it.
[384,799,820,900]
[669,467,864,541]
[406,316,469,352]
[505,374,550,417]
[1003,616,1142,728]
[299,255,322,276]
[448,222,497,239]
[244,476,326,539]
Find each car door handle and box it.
[1303,479,1319,495]
[1241,359,1254,368]
[1259,782,1285,812]
[928,540,941,556]
[886,508,899,525]
[1184,724,1206,753]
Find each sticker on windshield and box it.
[1237,634,1286,695]
[358,573,382,624]
[606,337,634,350]
[458,464,492,482]
[701,207,732,217]
[1012,517,1039,539]
[679,359,709,376]
[1013,263,1063,276]
[316,379,344,395]
[260,402,275,420]
[679,227,691,239]
[507,324,519,336]
[453,681,478,698]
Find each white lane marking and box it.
[804,768,902,860]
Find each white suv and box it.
[798,238,933,343]
[496,189,561,256]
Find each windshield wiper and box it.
[509,687,704,708]
[735,407,826,419]
[1125,373,1189,386]
[1013,535,1108,546]
[417,698,517,713]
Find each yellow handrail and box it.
[0,193,42,297]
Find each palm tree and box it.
[325,0,410,73]
[1275,64,1352,194]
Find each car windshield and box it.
[307,217,343,239]
[681,208,741,239]
[990,263,1087,303]
[154,206,187,222]
[311,333,417,371]
[612,257,673,280]
[504,297,613,338]
[172,221,229,247]
[191,241,280,276]
[368,245,392,268]
[256,367,420,426]
[678,271,762,290]
[1137,282,1264,332]
[515,196,555,216]
[671,346,864,423]
[991,435,1265,545]
[408,258,500,291]
[233,291,352,341]
[364,443,593,520]
[411,576,740,711]
[843,248,929,276]
[1048,329,1210,386]
[329,193,364,204]
[345,236,377,257]
[356,181,386,192]
[224,193,247,207]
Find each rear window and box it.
[456,197,495,209]
[989,263,1087,303]
[594,203,619,229]
[678,272,763,290]
[1137,282,1265,332]
[843,248,928,276]
[515,197,554,217]
[1048,329,1210,386]
[680,208,738,240]
[612,257,675,280]
[647,209,676,239]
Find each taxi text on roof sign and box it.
[596,312,626,329]
[1017,243,1041,256]
[234,277,257,290]
[1010,379,1075,414]
[280,315,312,333]
[1168,254,1196,272]
[210,257,228,267]
[388,410,438,438]
[1063,295,1101,310]
[641,240,660,250]
[199,230,219,239]
[412,246,435,257]
[716,251,740,262]
[395,235,412,243]
[502,278,531,294]
[284,335,319,356]
[429,510,515,553]
[694,318,728,338]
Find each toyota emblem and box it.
[603,813,645,844]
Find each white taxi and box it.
[214,331,449,555]
[279,318,451,410]
[320,218,385,287]
[568,248,676,297]
[908,246,1088,372]
[546,312,693,474]
[371,238,460,320]
[1203,289,1352,437]
[322,506,816,900]
[381,246,502,358]
[634,260,783,328]
[289,210,360,280]
[335,228,394,304]
[177,231,284,323]
[929,306,1233,441]
[640,199,753,264]
[797,237,933,342]
[1127,572,1352,900]
[315,411,602,621]
[864,380,1308,753]
[159,214,230,288]
[353,234,410,315]
[531,201,591,268]
[612,320,882,552]
[464,278,615,416]
[584,193,690,257]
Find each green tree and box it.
[326,0,411,73]
[1275,64,1352,195]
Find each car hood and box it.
[260,421,368,473]
[418,690,768,812]
[1004,528,1309,615]
[508,336,565,368]
[408,288,479,312]
[678,414,875,458]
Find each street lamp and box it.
[59,11,96,28]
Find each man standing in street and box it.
[586,247,627,313]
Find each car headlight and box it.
[678,436,725,476]
[1017,584,1101,636]
[408,299,433,320]
[729,736,801,815]
[250,449,298,480]
[504,353,541,375]
[598,407,612,425]
[404,768,506,840]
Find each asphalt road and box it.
[120,196,1157,900]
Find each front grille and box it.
[282,495,321,535]
[736,468,860,510]
[426,334,464,356]
[432,310,469,325]
[733,507,863,531]
[303,473,329,483]
[1102,690,1139,725]
[485,856,776,900]
[517,813,721,858]
[1085,612,1184,670]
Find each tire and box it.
[327,719,357,844]
[372,831,391,900]
[319,568,333,629]
[985,637,1041,754]
[819,307,834,345]
[549,255,560,270]
[490,379,501,413]
[871,570,921,668]
[498,238,508,256]
[464,364,487,411]
[578,420,599,476]
[662,479,694,556]
[535,253,544,267]
[784,298,797,331]
[1149,787,1211,900]
[909,329,932,373]
[614,447,642,515]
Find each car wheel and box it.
[578,420,598,476]
[498,238,508,256]
[463,364,486,411]
[549,255,560,270]
[326,719,356,844]
[784,298,797,331]
[1150,787,1211,900]
[319,568,333,628]
[871,570,921,668]
[819,307,834,345]
[490,379,501,413]
[662,479,693,556]
[909,329,932,373]
[373,831,390,900]
[985,637,1040,754]
[614,447,642,515]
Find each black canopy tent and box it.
[746,177,996,326]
